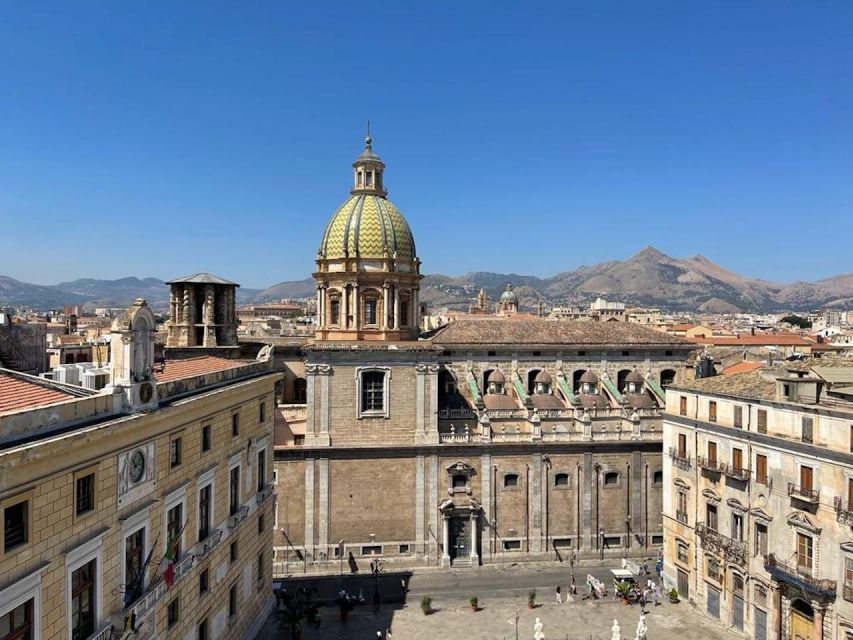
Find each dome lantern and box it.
[352,130,387,196]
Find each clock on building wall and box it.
[139,382,153,404]
[129,450,146,484]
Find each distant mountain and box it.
[3,247,852,312]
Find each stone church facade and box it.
[273,136,693,569]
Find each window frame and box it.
[801,416,814,444]
[602,471,620,488]
[0,567,42,640]
[201,423,212,453]
[733,405,743,428]
[169,435,183,469]
[708,400,717,422]
[257,447,267,493]
[65,532,104,640]
[164,485,187,563]
[1,491,33,556]
[197,470,215,543]
[356,367,391,419]
[231,411,240,438]
[503,473,520,489]
[554,472,570,488]
[120,506,150,608]
[74,465,98,520]
[757,409,767,433]
[167,596,180,627]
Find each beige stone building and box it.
[0,299,278,639]
[272,136,694,572]
[662,359,853,640]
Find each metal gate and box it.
[733,594,744,631]
[707,586,720,618]
[677,569,689,598]
[754,608,767,640]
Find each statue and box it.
[611,619,621,640]
[533,617,544,640]
[634,613,647,640]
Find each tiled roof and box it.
[670,324,696,331]
[155,356,250,383]
[165,272,238,286]
[673,369,777,401]
[431,317,688,347]
[0,371,78,414]
[722,361,764,376]
[688,334,811,346]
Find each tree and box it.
[780,315,812,329]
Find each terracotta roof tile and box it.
[722,361,764,376]
[154,356,250,383]
[0,372,78,414]
[431,318,688,347]
[673,369,777,401]
[688,334,810,346]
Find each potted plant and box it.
[469,596,479,611]
[527,589,536,609]
[615,580,633,604]
[420,595,433,615]
[669,588,679,603]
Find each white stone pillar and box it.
[383,284,390,330]
[318,458,329,561]
[393,286,400,330]
[427,365,440,444]
[342,286,349,329]
[353,284,359,329]
[304,459,315,559]
[442,512,451,566]
[470,510,479,562]
[415,456,425,554]
[316,287,322,328]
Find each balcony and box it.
[535,408,576,419]
[485,409,528,420]
[696,455,724,475]
[835,496,853,526]
[696,522,746,566]
[764,554,836,597]
[279,404,307,422]
[91,621,114,640]
[787,482,820,504]
[128,553,195,620]
[193,529,224,560]
[668,447,691,470]
[256,483,274,504]
[438,408,479,420]
[440,426,478,443]
[721,463,751,482]
[228,505,250,529]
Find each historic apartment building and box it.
[0,299,278,640]
[272,136,694,571]
[662,360,853,640]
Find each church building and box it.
[273,136,694,570]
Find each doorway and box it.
[448,515,471,563]
[790,599,814,640]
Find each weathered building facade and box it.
[273,137,694,571]
[662,360,853,640]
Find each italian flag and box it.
[160,536,180,588]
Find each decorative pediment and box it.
[674,477,691,490]
[726,498,748,514]
[702,488,721,505]
[446,461,476,477]
[840,541,853,554]
[750,508,774,524]
[787,511,822,535]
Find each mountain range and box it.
[2,247,852,312]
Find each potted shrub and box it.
[527,589,536,609]
[669,588,679,603]
[469,596,478,611]
[615,581,633,604]
[420,595,433,615]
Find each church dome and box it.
[625,370,645,384]
[500,284,518,303]
[319,193,416,260]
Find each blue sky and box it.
[1,1,851,288]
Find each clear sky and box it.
[1,1,851,288]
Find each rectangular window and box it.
[75,473,95,516]
[800,465,814,492]
[706,504,718,532]
[733,406,743,428]
[229,466,240,516]
[677,543,688,564]
[201,424,211,452]
[757,409,767,433]
[198,485,211,542]
[677,433,687,458]
[257,449,267,493]
[796,533,813,571]
[230,541,238,564]
[167,597,179,627]
[708,401,717,422]
[845,557,853,589]
[677,491,688,524]
[229,584,238,618]
[802,417,813,444]
[756,454,768,485]
[330,299,340,325]
[124,527,145,605]
[258,512,265,535]
[731,513,743,542]
[259,402,266,423]
[198,619,208,640]
[755,523,768,557]
[360,371,385,413]
[0,600,33,640]
[231,413,239,437]
[167,503,183,561]
[199,568,209,594]
[848,478,853,509]
[503,540,521,551]
[399,544,410,554]
[257,551,265,587]
[679,396,687,416]
[707,556,722,582]
[3,498,29,552]
[71,558,96,640]
[400,299,409,326]
[170,437,182,468]
[707,441,717,464]
[732,448,743,472]
[364,298,377,325]
[360,545,382,555]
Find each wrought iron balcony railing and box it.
[721,463,751,482]
[696,455,724,475]
[675,510,689,525]
[668,447,691,470]
[764,554,836,597]
[696,522,746,566]
[835,496,853,526]
[787,482,820,504]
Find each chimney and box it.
[751,326,755,336]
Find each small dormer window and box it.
[628,381,643,394]
[535,382,551,395]
[488,381,504,395]
[582,382,597,395]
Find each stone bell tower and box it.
[165,272,239,347]
[107,298,158,410]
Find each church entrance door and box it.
[449,515,471,562]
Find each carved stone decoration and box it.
[727,498,748,514]
[702,488,722,505]
[446,461,476,478]
[673,477,691,490]
[787,511,822,535]
[750,507,774,524]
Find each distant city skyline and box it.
[1,2,852,287]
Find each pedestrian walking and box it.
[570,575,576,595]
[555,585,563,604]
[386,629,393,640]
[640,587,649,612]
[652,582,660,607]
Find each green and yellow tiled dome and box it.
[319,193,416,260]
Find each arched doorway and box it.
[527,369,542,395]
[660,369,676,387]
[572,369,587,393]
[616,369,631,393]
[790,598,814,640]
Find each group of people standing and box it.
[554,575,578,603]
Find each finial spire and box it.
[366,120,372,147]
